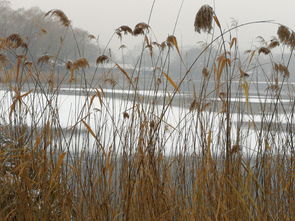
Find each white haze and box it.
[11,0,295,51]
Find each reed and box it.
[0,4,293,221]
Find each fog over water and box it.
[10,0,295,50]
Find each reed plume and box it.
[189,99,199,112]
[277,25,295,48]
[45,9,71,27]
[258,47,271,55]
[274,63,290,78]
[202,67,209,78]
[65,60,73,70]
[96,55,109,65]
[268,39,280,49]
[287,32,295,48]
[277,25,290,43]
[194,5,214,33]
[117,25,133,35]
[0,54,8,65]
[133,22,150,36]
[119,44,126,49]
[239,67,249,78]
[73,58,89,70]
[37,55,53,65]
[88,34,96,40]
[6,34,28,50]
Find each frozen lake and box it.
[0,88,293,156]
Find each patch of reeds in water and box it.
[0,5,294,220]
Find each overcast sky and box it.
[10,0,295,51]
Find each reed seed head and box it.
[202,67,209,78]
[6,34,27,50]
[287,32,295,48]
[0,53,8,66]
[96,55,109,65]
[73,58,89,70]
[194,5,214,33]
[37,55,53,65]
[277,25,290,43]
[274,63,289,78]
[268,39,280,49]
[45,9,71,27]
[119,44,127,49]
[88,34,96,40]
[123,112,129,119]
[239,67,250,78]
[258,47,271,55]
[133,23,150,36]
[104,78,117,87]
[65,60,73,70]
[24,61,33,67]
[189,99,199,112]
[117,25,133,35]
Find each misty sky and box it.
[11,0,295,51]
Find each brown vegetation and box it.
[0,4,294,221]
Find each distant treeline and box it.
[0,0,100,64]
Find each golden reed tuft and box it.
[45,9,71,27]
[194,5,214,33]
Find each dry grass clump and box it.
[194,5,214,33]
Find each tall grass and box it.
[0,4,294,220]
